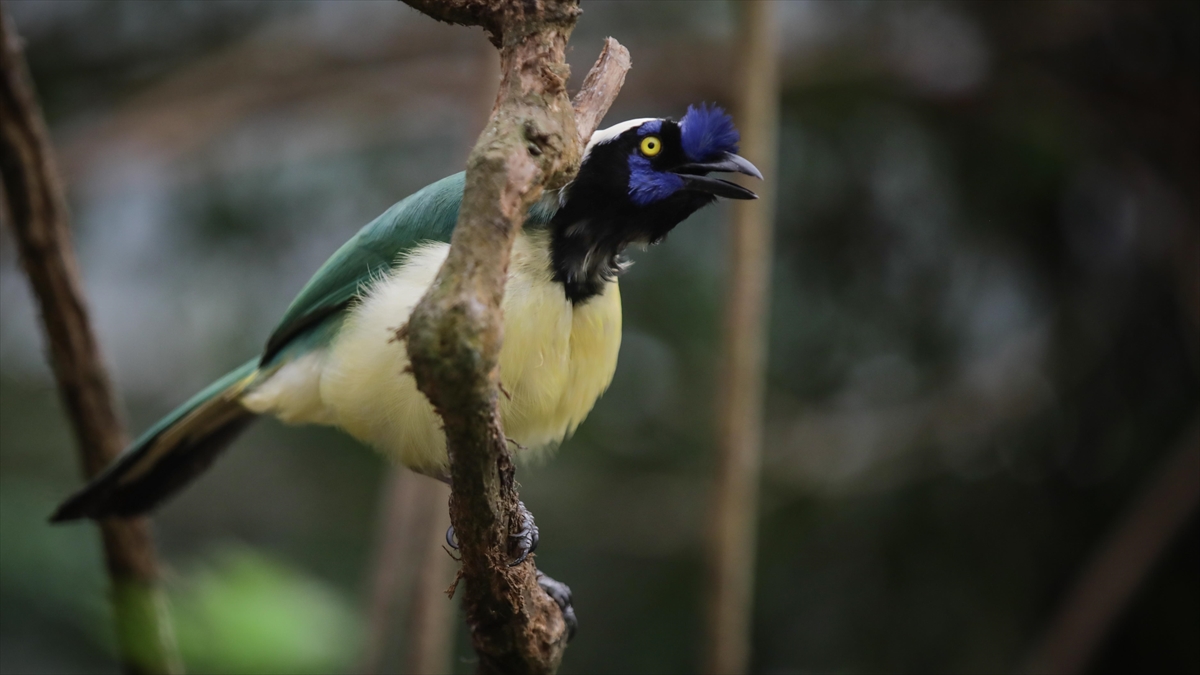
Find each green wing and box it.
[52,171,565,521]
[259,170,562,365]
[261,172,466,363]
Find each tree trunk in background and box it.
[362,469,458,675]
[704,2,780,673]
[404,484,458,675]
[0,10,181,675]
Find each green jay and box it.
[52,104,761,627]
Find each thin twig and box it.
[0,11,181,675]
[704,2,780,673]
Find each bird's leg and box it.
[444,500,540,566]
[507,500,539,566]
[537,571,577,641]
[441,501,573,639]
[425,468,569,636]
[435,461,537,567]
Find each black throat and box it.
[549,212,629,304]
[547,153,715,304]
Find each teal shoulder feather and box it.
[262,172,465,363]
[260,172,561,364]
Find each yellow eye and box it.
[640,136,662,157]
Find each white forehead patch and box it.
[583,118,657,159]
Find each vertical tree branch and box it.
[361,468,458,675]
[361,468,436,674]
[396,2,629,672]
[0,11,181,675]
[703,2,780,674]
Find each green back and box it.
[261,171,560,365]
[261,172,466,363]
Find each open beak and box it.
[674,152,763,200]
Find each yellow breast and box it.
[497,231,622,458]
[283,231,622,475]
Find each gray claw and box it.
[508,501,540,566]
[538,571,577,641]
[446,503,539,565]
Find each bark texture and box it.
[0,11,181,675]
[570,37,631,147]
[704,2,780,673]
[396,2,629,673]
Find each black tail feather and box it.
[51,412,257,523]
[51,358,262,523]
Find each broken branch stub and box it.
[571,37,631,146]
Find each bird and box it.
[51,104,761,556]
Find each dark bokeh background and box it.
[2,1,1197,673]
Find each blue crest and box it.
[679,103,739,161]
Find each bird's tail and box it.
[51,358,262,522]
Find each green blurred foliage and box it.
[170,547,360,674]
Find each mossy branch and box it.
[397,1,628,672]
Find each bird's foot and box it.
[538,571,577,641]
[443,500,539,567]
[508,500,539,566]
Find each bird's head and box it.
[549,104,762,303]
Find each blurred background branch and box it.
[703,2,779,674]
[403,489,458,675]
[361,468,456,675]
[0,10,180,675]
[1025,414,1200,675]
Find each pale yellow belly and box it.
[245,232,622,476]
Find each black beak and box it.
[674,152,762,200]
